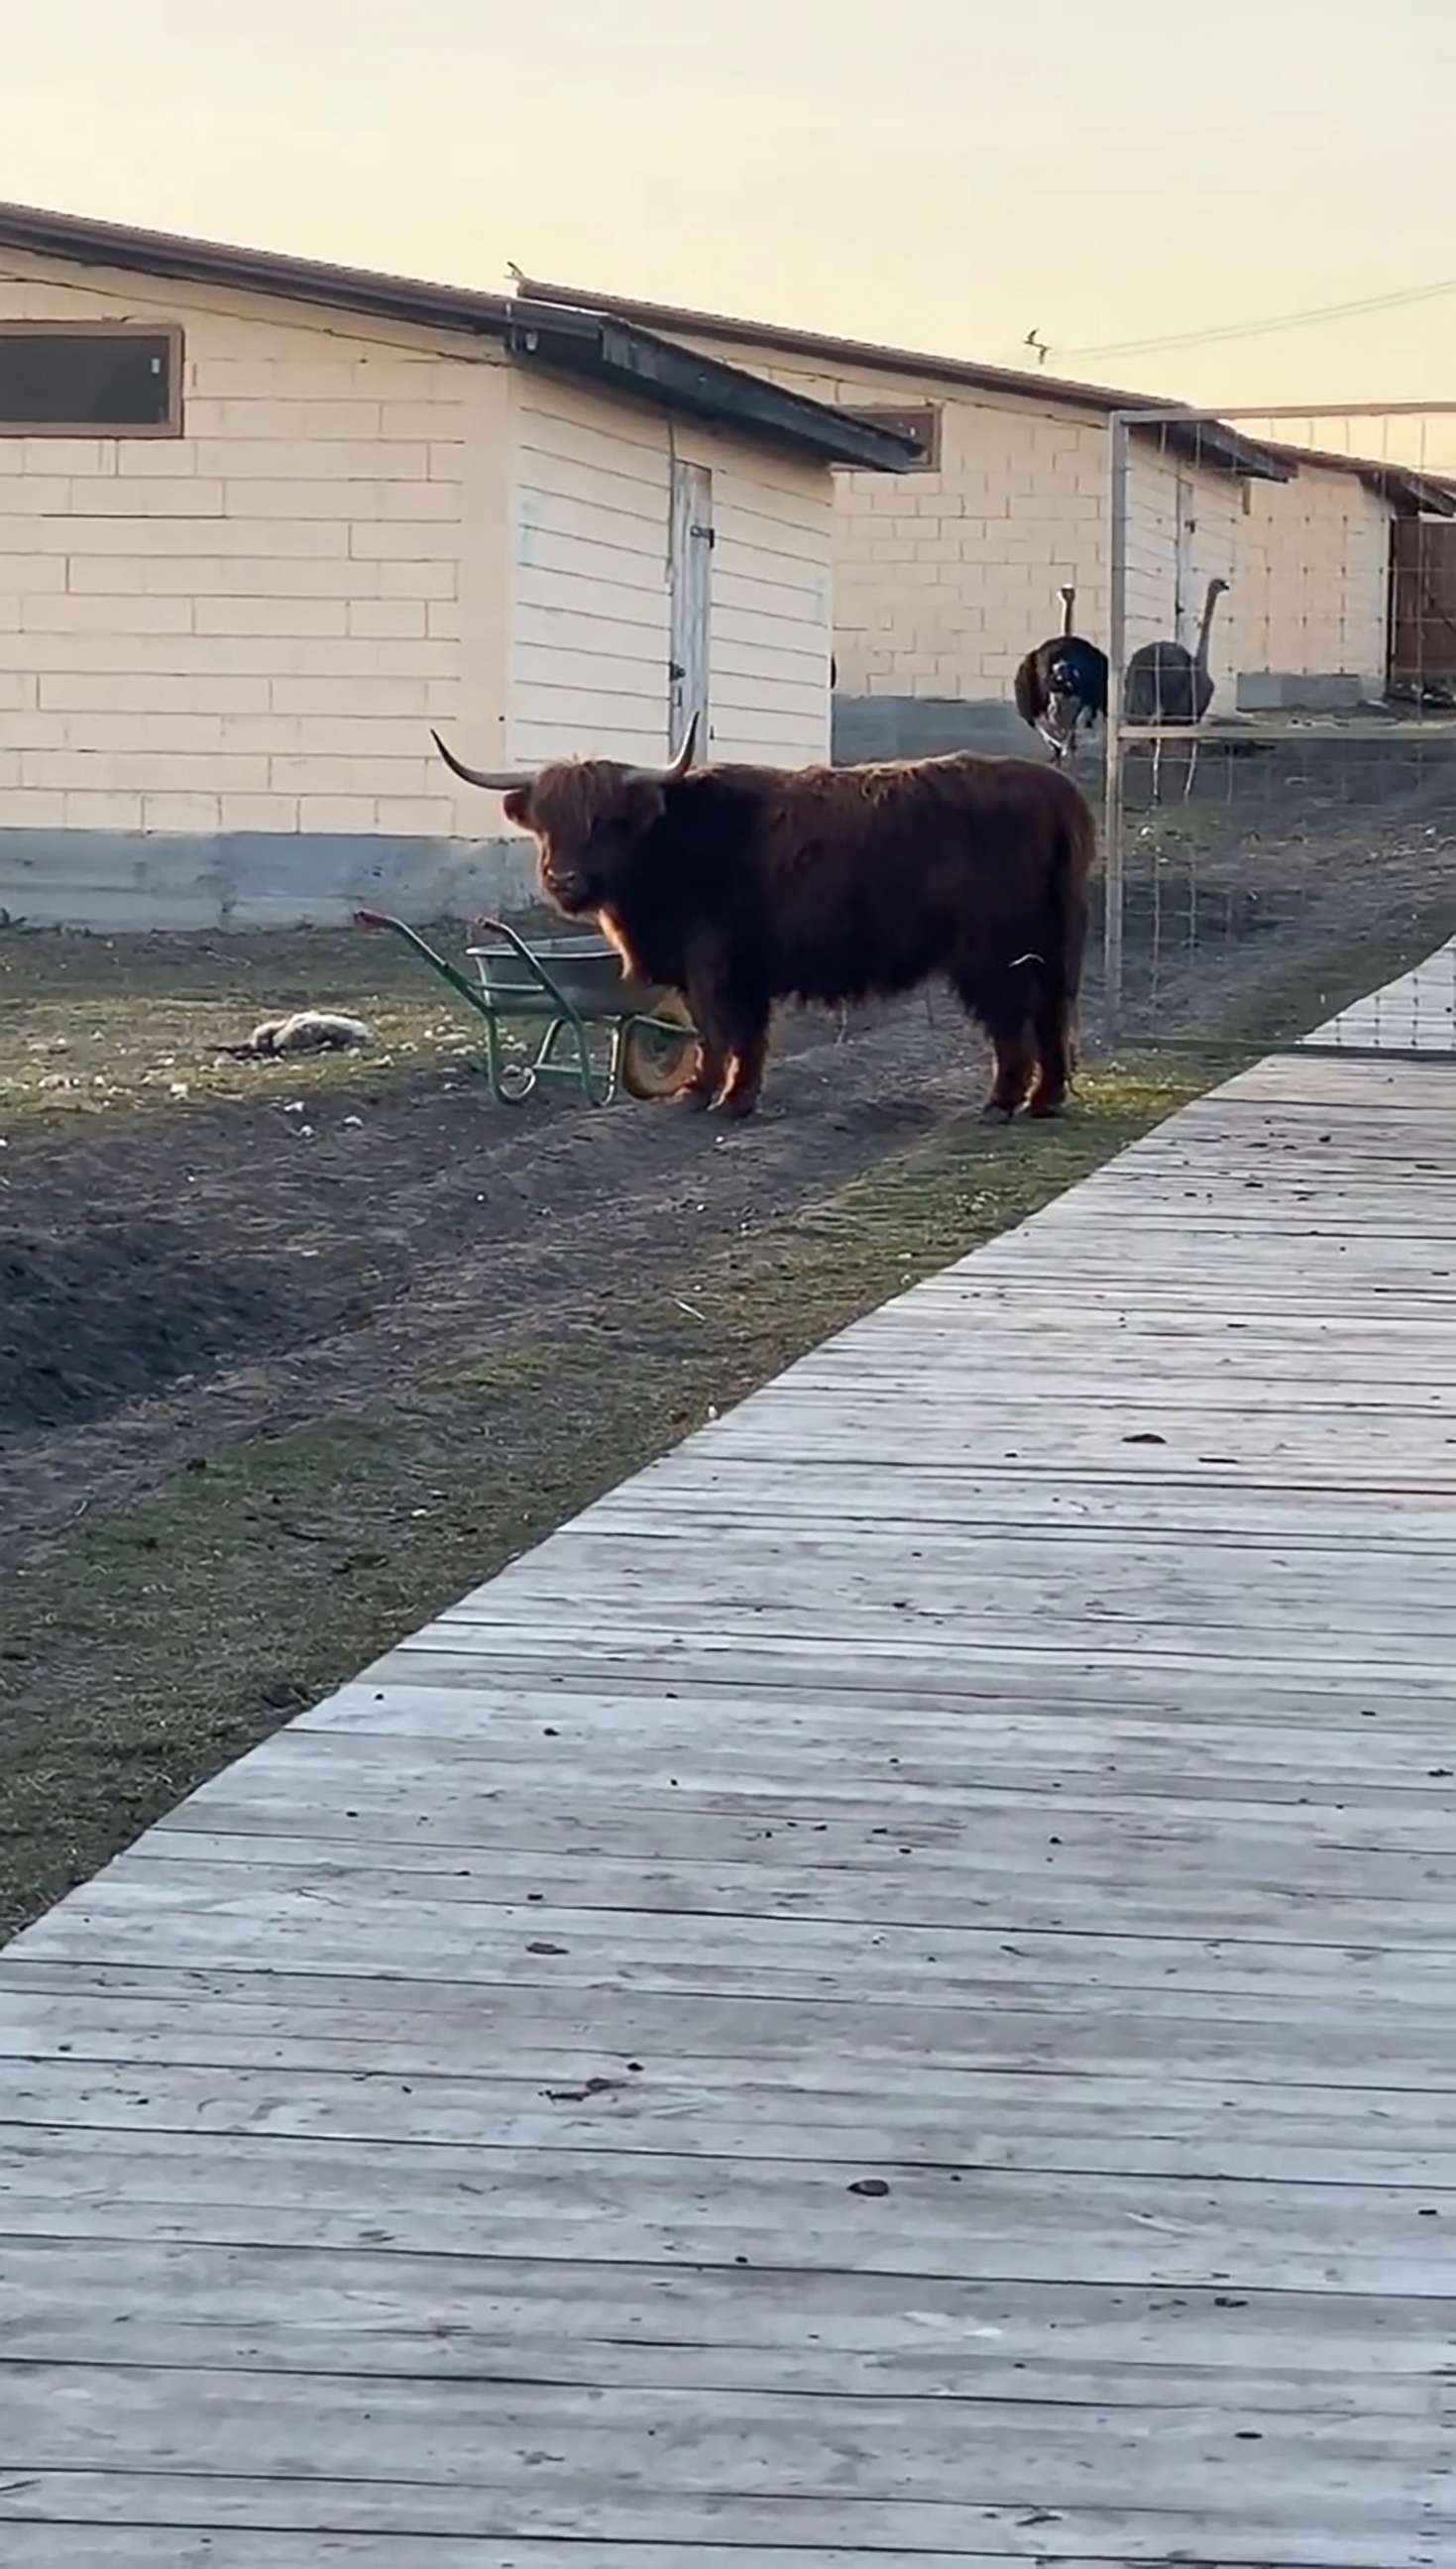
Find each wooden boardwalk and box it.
[1302,929,1456,1055]
[5,983,1456,2564]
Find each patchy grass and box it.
[0,1052,1204,1939]
[0,921,530,1129]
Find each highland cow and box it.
[434,724,1093,1121]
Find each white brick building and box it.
[0,202,910,928]
[512,274,1456,752]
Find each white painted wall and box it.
[1123,446,1241,713]
[506,372,672,766]
[691,435,833,764]
[505,371,834,768]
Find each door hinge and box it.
[691,523,716,546]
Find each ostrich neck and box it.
[1195,587,1222,673]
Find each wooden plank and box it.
[4,2055,1455,2187]
[2,2478,1433,2568]
[15,1846,1456,1955]
[2,2125,1454,2291]
[6,2239,1450,2391]
[2,2367,1453,2548]
[29,1864,1456,1982]
[282,1684,1456,1796]
[592,1475,1456,1549]
[6,1966,1456,2070]
[0,2538,1036,2569]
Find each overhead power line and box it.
[1061,273,1456,366]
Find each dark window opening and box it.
[840,403,940,471]
[0,326,181,435]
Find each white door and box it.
[1174,471,1197,648]
[669,459,713,753]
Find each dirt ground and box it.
[3,754,1454,1940]
[1108,723,1456,1043]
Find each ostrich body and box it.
[1123,576,1229,802]
[1124,577,1228,726]
[1013,585,1109,762]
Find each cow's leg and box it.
[683,959,768,1119]
[983,1024,1038,1121]
[672,951,728,1106]
[713,1015,770,1119]
[679,1029,726,1108]
[1028,976,1073,1118]
[956,974,1036,1121]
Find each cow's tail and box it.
[1045,780,1096,1074]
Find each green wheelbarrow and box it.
[354,909,699,1107]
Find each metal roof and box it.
[1260,438,1456,517]
[0,200,919,473]
[507,270,1295,484]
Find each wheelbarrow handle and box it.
[351,907,496,1023]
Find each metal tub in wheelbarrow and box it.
[354,909,697,1105]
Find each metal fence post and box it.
[1102,412,1130,1050]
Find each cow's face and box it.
[430,721,697,919]
[509,765,667,918]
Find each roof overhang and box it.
[509,268,1292,481]
[506,302,918,471]
[0,199,917,473]
[0,196,518,338]
[1128,417,1291,485]
[1262,438,1456,517]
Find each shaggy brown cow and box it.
[433,725,1093,1121]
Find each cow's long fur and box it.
[498,751,1094,1119]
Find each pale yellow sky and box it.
[7,0,1455,437]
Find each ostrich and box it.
[1124,576,1229,800]
[1014,585,1109,763]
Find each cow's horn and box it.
[663,715,699,782]
[431,730,535,793]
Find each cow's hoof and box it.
[1029,1096,1067,1120]
[980,1100,1017,1124]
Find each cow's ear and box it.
[504,787,533,826]
[619,777,666,832]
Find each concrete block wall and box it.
[0,247,508,859]
[698,343,1111,706]
[1235,465,1391,701]
[0,824,535,933]
[672,332,1401,721]
[832,695,1050,762]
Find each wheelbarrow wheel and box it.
[619,995,698,1101]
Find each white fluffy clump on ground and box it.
[229,1012,374,1059]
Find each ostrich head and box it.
[1195,576,1231,670]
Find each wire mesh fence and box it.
[1094,402,1456,1057]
